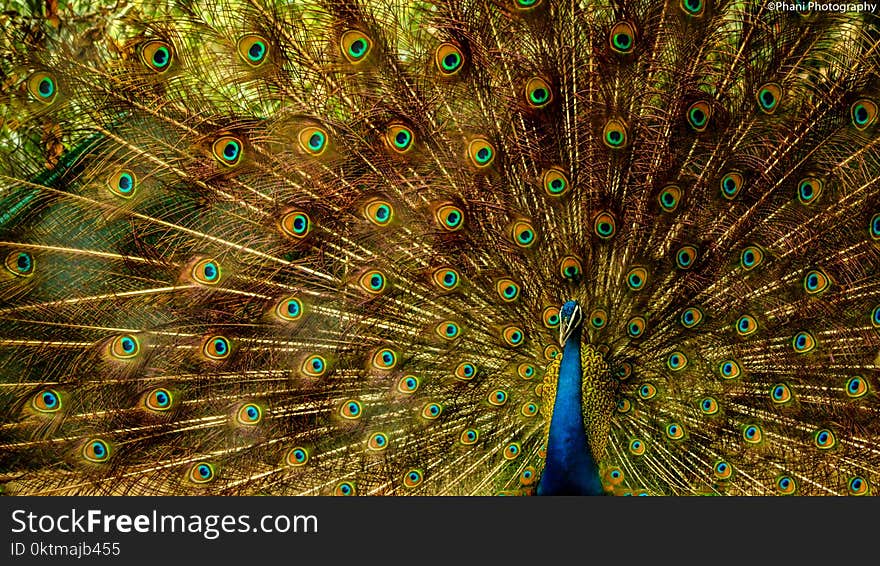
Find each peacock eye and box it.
[467,138,496,168]
[617,398,632,413]
[803,269,830,295]
[851,99,877,130]
[435,43,465,76]
[776,475,797,495]
[435,203,465,231]
[422,402,442,419]
[237,34,269,66]
[503,442,521,460]
[396,375,419,394]
[358,269,387,295]
[145,387,174,412]
[813,428,836,449]
[403,469,424,488]
[211,135,243,167]
[602,119,629,149]
[495,278,520,302]
[385,124,414,154]
[340,399,363,419]
[368,432,389,451]
[594,211,617,239]
[301,354,327,377]
[542,306,561,328]
[756,83,782,113]
[629,438,645,455]
[109,334,140,359]
[5,251,35,278]
[436,321,461,341]
[82,439,112,463]
[845,376,869,399]
[658,184,682,212]
[334,481,356,496]
[513,0,543,10]
[666,351,688,371]
[686,101,711,131]
[797,177,823,205]
[275,296,304,321]
[735,314,758,336]
[279,210,312,239]
[770,383,793,404]
[542,167,570,197]
[191,258,222,285]
[501,326,525,347]
[107,170,137,198]
[32,389,62,413]
[791,331,816,354]
[521,402,538,417]
[454,362,477,381]
[188,462,216,484]
[236,403,263,425]
[488,389,508,406]
[520,466,537,485]
[202,335,232,360]
[847,476,870,496]
[609,22,636,54]
[680,306,703,328]
[298,126,329,156]
[742,424,764,444]
[509,220,537,248]
[720,172,744,200]
[140,40,174,72]
[559,256,582,281]
[371,348,398,370]
[638,383,657,400]
[517,363,536,380]
[626,316,646,338]
[675,245,697,269]
[713,460,732,480]
[699,396,719,415]
[616,362,632,380]
[590,308,608,329]
[460,428,479,445]
[626,267,648,290]
[719,359,742,380]
[286,447,309,467]
[27,72,58,104]
[665,422,685,440]
[740,245,764,270]
[524,77,553,108]
[340,30,372,63]
[363,198,395,226]
[680,0,705,17]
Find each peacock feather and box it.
[1,0,879,496]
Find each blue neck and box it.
[537,329,604,496]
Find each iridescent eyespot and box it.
[397,375,420,394]
[237,34,269,66]
[368,432,389,451]
[665,423,685,440]
[513,0,543,11]
[542,306,561,328]
[286,447,309,467]
[851,99,878,130]
[501,325,525,347]
[488,389,508,406]
[422,402,442,419]
[590,308,608,329]
[776,475,797,495]
[666,351,688,371]
[605,467,625,486]
[436,321,462,341]
[658,185,682,213]
[276,297,304,322]
[870,213,880,240]
[803,269,830,295]
[544,345,560,360]
[460,428,479,445]
[680,0,705,17]
[340,399,363,420]
[279,210,312,239]
[509,220,537,248]
[847,476,870,496]
[740,245,764,270]
[617,399,632,413]
[236,403,263,425]
[517,363,536,380]
[107,170,137,198]
[594,211,617,239]
[616,362,632,380]
[403,469,423,488]
[385,124,414,154]
[203,335,231,360]
[5,251,34,277]
[82,439,111,463]
[770,383,793,404]
[334,481,356,496]
[26,72,57,104]
[686,101,711,131]
[496,278,521,302]
[145,387,173,412]
[363,198,395,227]
[873,305,880,328]
[792,331,816,354]
[521,402,538,417]
[140,40,173,73]
[756,83,782,114]
[559,256,582,280]
[432,267,461,291]
[713,460,733,480]
[699,396,719,415]
[188,462,215,484]
[503,442,521,460]
[626,316,646,338]
[680,307,703,328]
[813,428,836,450]
[542,167,570,197]
[719,359,742,380]
[524,77,553,108]
[720,172,744,200]
[626,267,647,291]
[298,126,329,156]
[191,258,222,285]
[742,424,763,444]
[676,245,697,269]
[109,334,140,359]
[467,138,495,168]
[638,383,657,400]
[359,269,387,295]
[609,22,636,54]
[32,389,62,413]
[340,30,372,63]
[735,314,758,336]
[435,203,464,231]
[845,376,869,399]
[797,177,823,205]
[454,362,477,381]
[302,354,327,377]
[371,348,398,370]
[520,466,537,485]
[435,43,465,76]
[602,119,629,149]
[629,438,645,455]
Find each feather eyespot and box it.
[503,442,521,460]
[665,423,685,440]
[513,0,543,10]
[188,462,215,484]
[358,269,387,295]
[235,403,263,426]
[26,72,58,104]
[435,43,465,76]
[454,362,477,381]
[813,428,836,450]
[432,267,461,291]
[334,481,356,496]
[559,256,582,281]
[385,124,414,154]
[658,185,682,212]
[713,460,733,480]
[436,321,462,341]
[626,316,646,338]
[847,476,870,496]
[638,383,657,400]
[501,325,525,347]
[275,297,304,322]
[145,387,174,412]
[5,251,34,278]
[363,198,395,227]
[496,278,521,302]
[467,138,495,168]
[699,396,719,415]
[520,466,537,485]
[544,344,560,360]
[524,77,553,108]
[791,331,816,354]
[629,438,645,455]
[602,119,629,149]
[286,447,309,467]
[237,34,269,66]
[422,402,443,419]
[742,424,764,444]
[680,306,703,328]
[367,432,389,451]
[720,172,744,200]
[616,362,632,380]
[340,399,363,420]
[82,439,111,463]
[298,126,329,156]
[756,83,782,114]
[32,389,62,413]
[302,354,327,377]
[803,269,830,295]
[140,40,173,73]
[397,375,420,394]
[488,389,508,406]
[675,245,697,269]
[403,469,424,488]
[435,203,464,231]
[279,210,312,239]
[594,212,617,239]
[590,308,608,329]
[109,334,140,359]
[517,363,536,380]
[202,335,232,360]
[776,475,797,495]
[845,376,869,399]
[797,177,823,205]
[509,220,537,248]
[666,351,688,371]
[851,99,877,130]
[626,267,647,291]
[371,348,398,371]
[542,167,570,197]
[869,213,880,240]
[605,467,625,486]
[686,101,711,131]
[680,0,705,17]
[770,383,793,404]
[735,314,758,336]
[191,258,222,285]
[873,305,880,328]
[521,402,538,417]
[107,170,137,198]
[617,399,632,413]
[719,359,742,380]
[340,30,372,63]
[609,22,636,54]
[457,428,480,447]
[542,306,560,328]
[740,246,764,270]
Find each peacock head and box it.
[558,300,583,347]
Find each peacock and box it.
[0,0,878,497]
